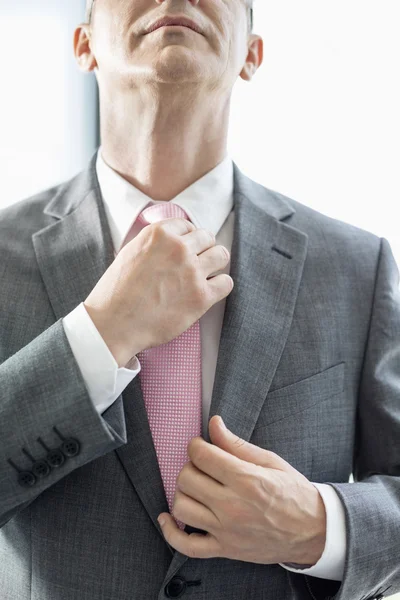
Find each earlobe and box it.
[79,53,98,72]
[239,63,255,82]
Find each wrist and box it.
[290,486,327,566]
[107,340,144,369]
[83,302,140,367]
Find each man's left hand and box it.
[157,415,327,565]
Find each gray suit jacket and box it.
[0,149,399,600]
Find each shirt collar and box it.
[95,146,235,254]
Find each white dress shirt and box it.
[62,147,347,581]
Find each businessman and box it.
[0,0,399,599]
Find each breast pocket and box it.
[250,361,346,480]
[254,361,345,429]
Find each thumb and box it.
[209,415,294,473]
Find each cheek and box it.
[93,7,128,51]
[221,14,249,75]
[225,37,248,82]
[92,23,113,61]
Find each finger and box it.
[158,217,196,235]
[158,513,221,559]
[173,488,219,533]
[188,437,251,486]
[178,463,224,509]
[209,416,298,474]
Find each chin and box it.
[152,53,204,78]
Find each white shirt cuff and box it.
[62,302,141,414]
[279,482,347,581]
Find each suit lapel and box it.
[204,178,309,445]
[32,171,115,320]
[32,152,308,567]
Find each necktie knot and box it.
[119,202,192,253]
[137,202,191,226]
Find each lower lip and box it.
[150,25,198,33]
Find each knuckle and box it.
[258,470,279,498]
[151,221,164,234]
[265,449,279,462]
[193,444,207,463]
[148,222,166,242]
[188,260,200,280]
[193,279,209,307]
[236,467,254,487]
[187,437,199,455]
[184,218,196,232]
[235,467,261,496]
[206,229,216,245]
[171,236,189,259]
[172,497,183,519]
[232,435,246,449]
[178,463,190,481]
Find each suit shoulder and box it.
[0,183,61,231]
[0,180,70,265]
[274,191,381,252]
[0,163,88,242]
[261,188,383,291]
[0,157,95,237]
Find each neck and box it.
[98,83,231,201]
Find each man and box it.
[0,0,399,599]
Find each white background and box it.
[0,0,97,207]
[230,0,400,272]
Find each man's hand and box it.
[84,219,233,368]
[157,415,327,565]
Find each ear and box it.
[240,35,264,82]
[73,24,97,72]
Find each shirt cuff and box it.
[62,302,141,414]
[279,482,347,581]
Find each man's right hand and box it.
[84,218,233,368]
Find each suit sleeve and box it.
[0,318,129,529]
[302,237,400,600]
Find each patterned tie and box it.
[133,202,202,530]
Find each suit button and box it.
[61,438,80,457]
[165,576,187,598]
[18,470,36,487]
[47,449,65,467]
[37,437,66,467]
[32,460,51,478]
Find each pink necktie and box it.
[133,203,202,530]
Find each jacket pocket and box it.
[254,361,345,429]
